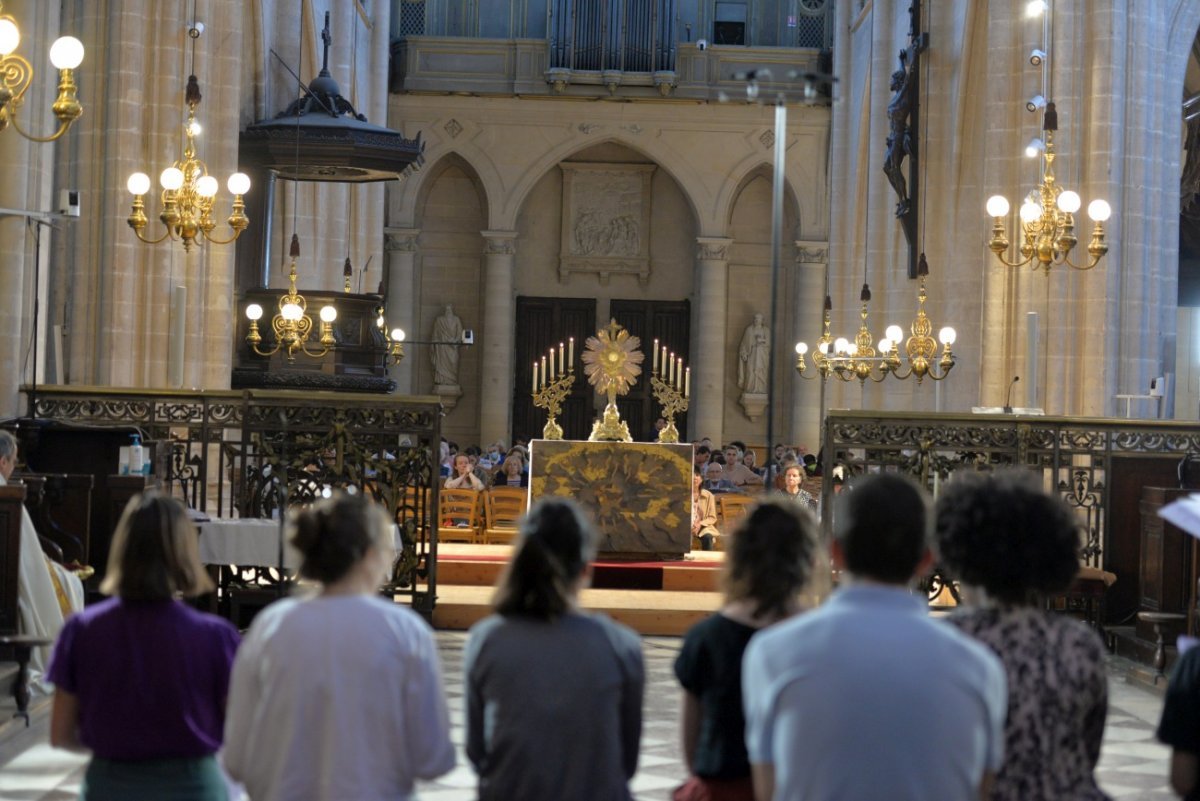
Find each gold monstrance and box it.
[582,319,643,442]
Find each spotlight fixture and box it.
[1025,0,1048,18]
[1024,137,1045,158]
[1026,94,1046,113]
[1029,49,1046,66]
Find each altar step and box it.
[429,544,724,636]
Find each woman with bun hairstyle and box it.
[46,493,239,801]
[935,469,1109,801]
[465,497,644,801]
[223,492,454,801]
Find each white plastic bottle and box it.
[129,434,144,477]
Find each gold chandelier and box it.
[0,3,83,142]
[796,258,956,384]
[126,73,250,252]
[986,104,1109,272]
[245,235,336,362]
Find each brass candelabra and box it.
[649,339,689,443]
[532,338,575,440]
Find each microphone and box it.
[1003,376,1020,414]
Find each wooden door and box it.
[512,297,596,442]
[609,299,691,442]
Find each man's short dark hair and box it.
[834,472,928,583]
[696,445,710,456]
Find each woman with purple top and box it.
[47,493,240,800]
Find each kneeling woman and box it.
[48,494,240,801]
[465,498,645,801]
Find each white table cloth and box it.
[199,518,403,569]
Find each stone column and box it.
[384,228,419,394]
[479,230,518,446]
[693,237,733,444]
[792,241,828,449]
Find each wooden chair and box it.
[438,489,483,544]
[718,494,756,532]
[483,487,527,545]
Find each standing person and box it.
[743,473,1006,801]
[674,499,816,801]
[224,493,454,801]
[0,430,85,690]
[935,468,1109,801]
[1159,646,1200,799]
[445,453,485,490]
[465,498,644,801]
[47,493,240,801]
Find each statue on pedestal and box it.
[738,313,770,421]
[431,304,464,408]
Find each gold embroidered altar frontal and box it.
[529,440,692,559]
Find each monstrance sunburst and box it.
[582,319,643,442]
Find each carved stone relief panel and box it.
[559,163,656,285]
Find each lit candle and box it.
[653,339,659,373]
[533,361,539,392]
[662,346,669,377]
[568,336,574,367]
[677,358,684,390]
[541,355,547,386]
[668,352,675,384]
[685,367,690,398]
[559,342,565,375]
[549,348,555,381]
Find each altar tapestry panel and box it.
[529,440,691,559]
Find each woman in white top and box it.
[223,492,454,801]
[445,454,485,490]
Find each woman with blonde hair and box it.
[47,493,240,800]
[224,492,454,800]
[673,498,817,801]
[465,498,644,801]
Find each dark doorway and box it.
[512,297,597,442]
[609,299,691,442]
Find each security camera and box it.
[58,189,80,217]
[1029,49,1046,66]
[696,38,708,51]
[461,329,474,345]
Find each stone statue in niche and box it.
[431,304,463,388]
[738,313,770,421]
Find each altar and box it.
[529,439,692,560]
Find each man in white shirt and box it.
[0,431,85,690]
[742,473,1006,801]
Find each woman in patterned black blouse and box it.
[934,469,1110,801]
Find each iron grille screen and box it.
[398,0,426,40]
[550,0,676,72]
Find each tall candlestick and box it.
[685,367,690,398]
[559,342,564,375]
[662,346,669,377]
[541,355,547,385]
[568,336,574,367]
[676,358,683,390]
[653,339,659,373]
[533,361,538,392]
[549,348,555,380]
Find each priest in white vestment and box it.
[0,431,85,692]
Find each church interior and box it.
[2,0,1200,798]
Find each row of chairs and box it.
[437,487,528,545]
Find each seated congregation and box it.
[29,461,1189,801]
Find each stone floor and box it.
[0,631,1180,800]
